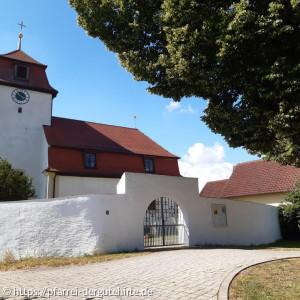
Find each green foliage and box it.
[0,158,36,201]
[279,185,300,239]
[69,0,300,166]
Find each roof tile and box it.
[199,179,228,198]
[1,50,46,66]
[200,160,300,198]
[44,117,179,158]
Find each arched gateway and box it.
[143,197,188,247]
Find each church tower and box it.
[0,29,58,199]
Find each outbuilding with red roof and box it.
[200,160,300,205]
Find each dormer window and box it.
[15,65,29,80]
[84,152,97,169]
[144,158,155,173]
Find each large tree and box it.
[69,0,300,166]
[0,158,36,201]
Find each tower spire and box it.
[17,21,26,50]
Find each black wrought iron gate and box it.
[144,197,186,247]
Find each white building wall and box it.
[0,173,282,259]
[57,176,119,197]
[39,133,49,198]
[227,192,287,206]
[0,85,52,199]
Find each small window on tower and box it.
[84,152,97,169]
[15,65,29,80]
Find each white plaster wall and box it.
[0,85,52,199]
[57,176,119,197]
[228,192,286,206]
[39,133,49,198]
[0,173,282,259]
[197,198,281,245]
[115,173,281,249]
[0,196,115,259]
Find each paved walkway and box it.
[0,248,299,300]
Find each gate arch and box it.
[143,197,188,247]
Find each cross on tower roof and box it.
[17,22,26,50]
[18,21,26,31]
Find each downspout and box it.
[53,173,57,198]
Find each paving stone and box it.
[0,249,299,300]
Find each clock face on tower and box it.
[11,89,30,104]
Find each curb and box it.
[217,255,300,300]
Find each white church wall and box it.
[0,85,52,199]
[56,176,119,197]
[0,173,282,259]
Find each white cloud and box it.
[180,104,198,114]
[178,142,233,192]
[165,101,197,114]
[166,101,181,112]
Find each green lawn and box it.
[230,258,300,300]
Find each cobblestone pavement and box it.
[0,248,299,300]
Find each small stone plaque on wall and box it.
[211,204,227,227]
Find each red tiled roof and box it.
[0,50,58,97]
[1,50,46,66]
[199,179,228,198]
[44,117,180,158]
[200,160,300,198]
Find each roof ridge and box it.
[205,178,229,183]
[1,49,46,66]
[219,179,230,198]
[52,116,137,130]
[199,178,229,198]
[235,159,263,166]
[2,50,18,55]
[19,50,44,65]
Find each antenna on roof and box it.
[133,115,137,129]
[17,21,26,50]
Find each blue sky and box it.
[0,0,257,188]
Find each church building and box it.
[0,32,287,256]
[0,34,180,199]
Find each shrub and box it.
[2,251,16,264]
[279,185,300,240]
[0,157,36,201]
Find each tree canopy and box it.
[69,0,300,166]
[279,184,300,239]
[0,158,36,201]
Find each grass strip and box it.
[0,251,150,271]
[230,258,300,300]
